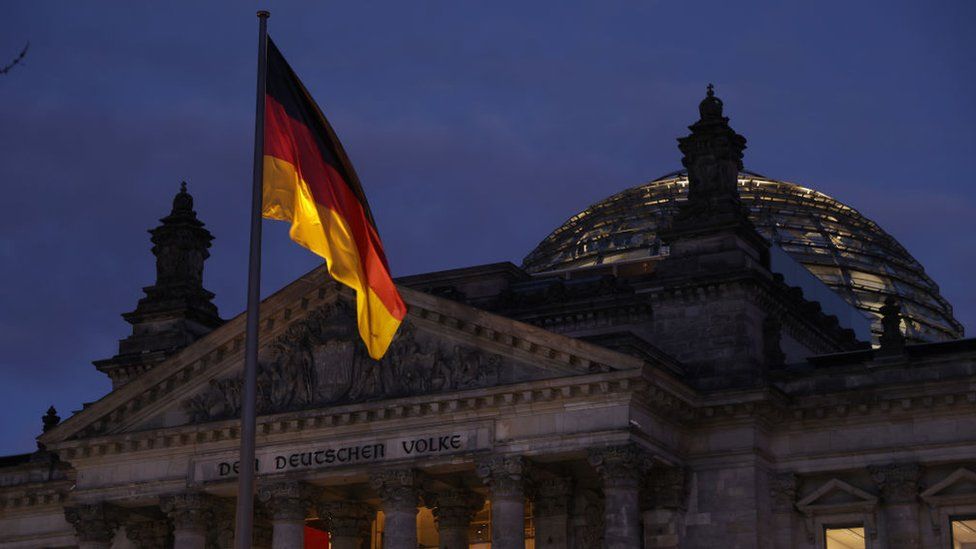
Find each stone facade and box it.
[2,90,975,549]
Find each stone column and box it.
[370,469,422,549]
[768,472,796,549]
[253,510,274,549]
[571,489,605,548]
[258,481,317,549]
[642,467,687,549]
[430,489,485,549]
[476,455,530,549]
[210,500,236,549]
[535,477,573,549]
[589,444,650,549]
[125,518,173,548]
[870,463,922,549]
[64,503,124,549]
[160,493,215,549]
[322,501,373,549]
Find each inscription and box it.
[195,430,480,482]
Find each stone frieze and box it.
[183,301,501,422]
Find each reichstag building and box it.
[1,89,974,549]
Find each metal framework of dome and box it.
[522,171,963,344]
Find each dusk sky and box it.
[2,1,974,455]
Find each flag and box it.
[262,38,406,359]
[304,525,329,548]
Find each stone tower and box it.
[654,86,776,389]
[94,182,223,387]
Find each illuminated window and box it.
[824,525,866,549]
[952,517,976,549]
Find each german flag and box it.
[262,38,406,359]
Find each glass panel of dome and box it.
[848,271,891,292]
[805,265,845,285]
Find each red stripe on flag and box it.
[264,94,406,320]
[304,525,329,548]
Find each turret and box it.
[658,84,769,273]
[94,182,223,387]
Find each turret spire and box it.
[94,181,223,387]
[674,84,748,225]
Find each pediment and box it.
[920,468,976,503]
[39,267,646,446]
[796,478,877,511]
[180,299,547,425]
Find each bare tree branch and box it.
[1,42,29,75]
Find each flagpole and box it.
[234,10,269,549]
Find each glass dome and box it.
[522,171,963,344]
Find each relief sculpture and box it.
[184,301,501,422]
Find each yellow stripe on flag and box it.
[262,155,402,359]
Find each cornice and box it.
[46,369,648,462]
[685,376,976,428]
[0,479,73,511]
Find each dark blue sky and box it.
[2,1,974,455]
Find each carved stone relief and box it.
[184,301,502,422]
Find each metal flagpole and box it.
[234,10,269,549]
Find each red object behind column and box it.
[304,525,329,548]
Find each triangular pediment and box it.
[39,265,646,447]
[920,468,976,502]
[797,478,877,510]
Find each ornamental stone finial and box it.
[699,83,724,120]
[674,83,748,225]
[879,296,906,353]
[41,406,60,433]
[171,180,193,215]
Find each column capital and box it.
[64,502,125,544]
[429,489,485,529]
[644,466,687,510]
[125,518,173,549]
[370,468,423,511]
[869,462,921,503]
[257,480,318,521]
[476,454,531,499]
[159,492,218,531]
[320,500,374,538]
[588,443,653,489]
[769,472,797,512]
[534,476,573,518]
